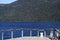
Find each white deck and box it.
[6,36,51,40]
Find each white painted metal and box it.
[11,31,13,39]
[11,31,14,40]
[21,30,23,37]
[40,32,43,37]
[37,31,39,36]
[2,32,4,40]
[30,30,32,37]
[44,31,46,37]
[50,31,53,37]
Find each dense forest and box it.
[0,0,60,22]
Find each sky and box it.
[0,0,17,4]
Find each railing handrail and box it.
[0,28,55,32]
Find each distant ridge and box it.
[0,0,60,22]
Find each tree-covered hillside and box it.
[0,0,60,22]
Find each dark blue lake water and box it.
[0,22,60,40]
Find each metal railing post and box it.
[2,32,4,40]
[21,30,23,37]
[37,30,39,36]
[44,31,46,37]
[30,30,32,37]
[11,31,13,39]
[50,30,54,40]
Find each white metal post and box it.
[50,31,54,40]
[21,30,23,37]
[2,32,4,40]
[11,31,13,39]
[44,31,46,37]
[30,30,32,37]
[37,31,39,36]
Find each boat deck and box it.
[6,36,51,40]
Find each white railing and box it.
[0,28,60,40]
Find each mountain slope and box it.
[0,0,60,21]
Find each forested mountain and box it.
[0,0,60,22]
